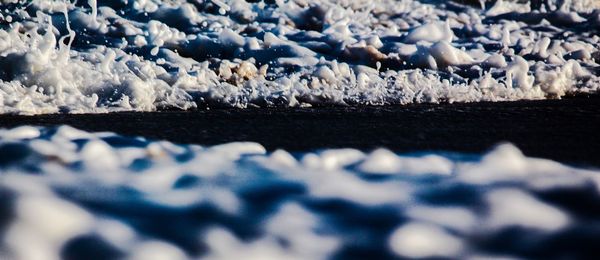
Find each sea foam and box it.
[0,125,599,259]
[0,0,598,114]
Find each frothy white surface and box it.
[1,125,599,259]
[0,0,598,114]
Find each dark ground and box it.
[0,95,599,167]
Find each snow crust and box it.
[0,0,598,114]
[1,125,599,259]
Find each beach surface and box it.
[1,95,598,167]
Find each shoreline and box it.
[1,95,599,167]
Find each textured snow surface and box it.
[1,125,600,259]
[0,0,599,114]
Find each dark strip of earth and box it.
[1,94,599,167]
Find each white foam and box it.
[404,21,454,44]
[1,126,600,259]
[0,0,597,113]
[129,241,187,260]
[485,189,570,231]
[389,222,464,258]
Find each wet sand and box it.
[1,95,599,167]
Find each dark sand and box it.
[1,95,599,167]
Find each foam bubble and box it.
[0,0,597,114]
[1,125,600,258]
